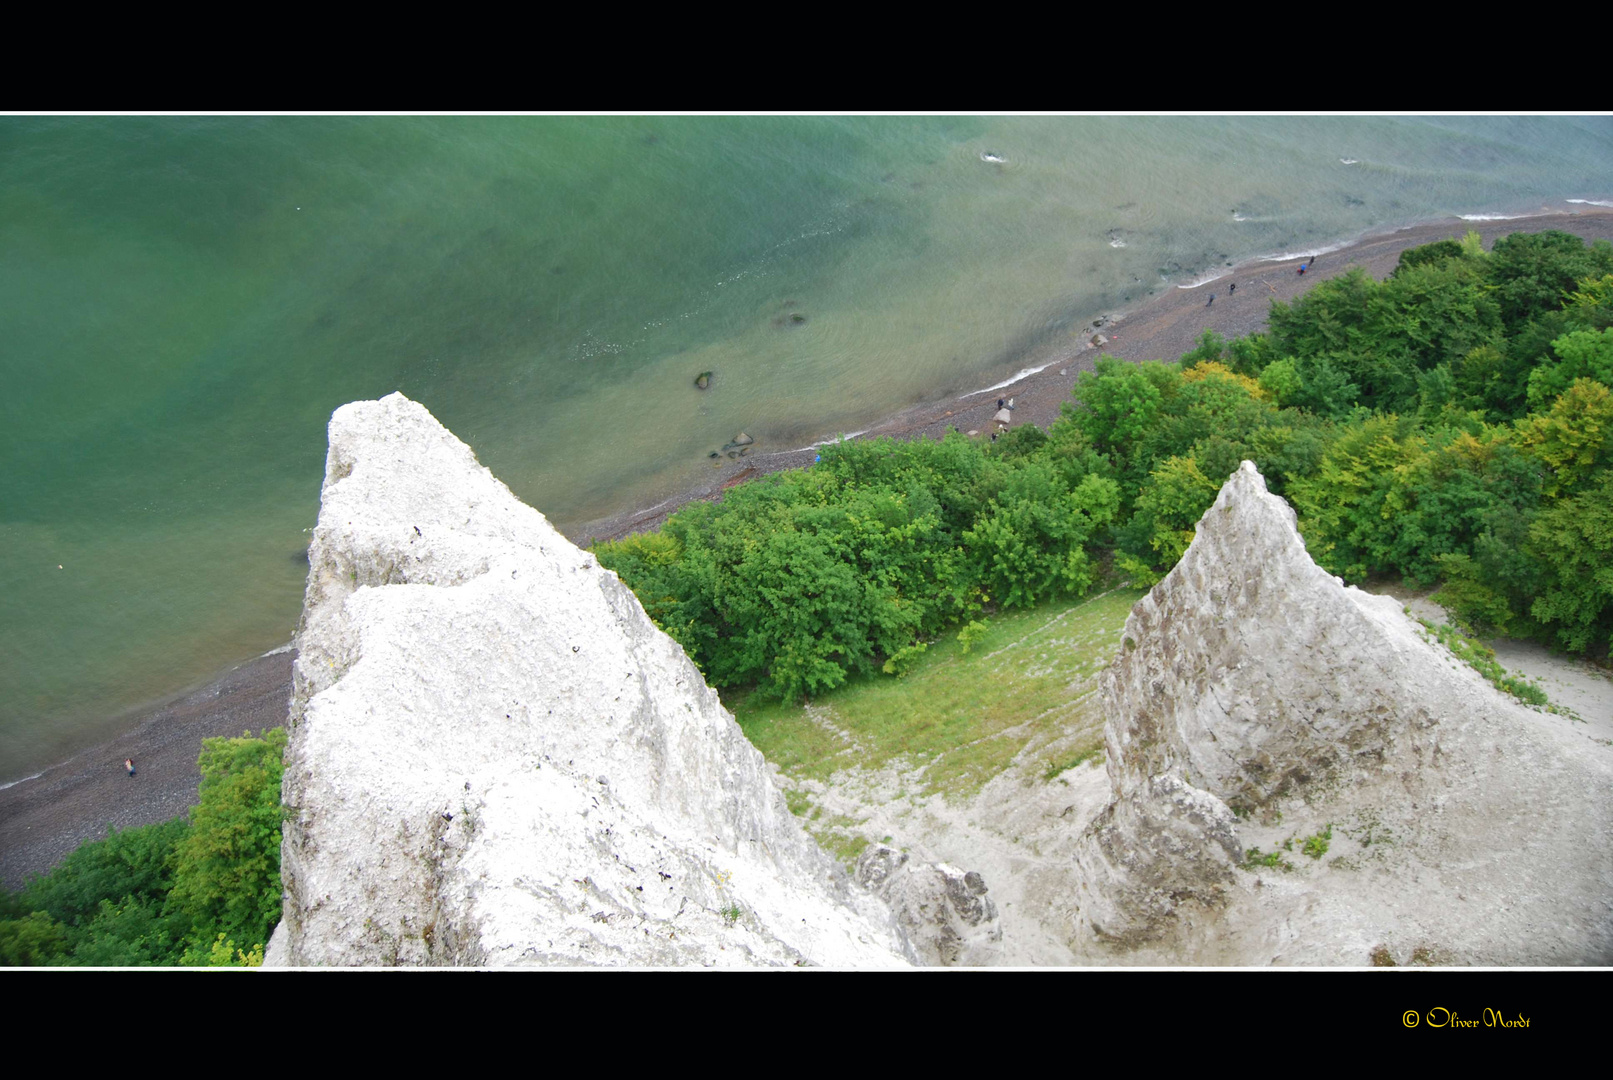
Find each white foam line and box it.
[1458,212,1529,221]
[791,430,869,453]
[1256,237,1356,264]
[964,362,1059,397]
[0,771,45,791]
[261,641,295,657]
[1567,199,1613,208]
[1177,270,1230,290]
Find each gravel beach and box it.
[5,205,1610,892]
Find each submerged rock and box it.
[1070,461,1613,963]
[267,393,911,967]
[694,371,712,390]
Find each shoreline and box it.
[6,204,1612,890]
[569,204,1613,546]
[0,649,293,889]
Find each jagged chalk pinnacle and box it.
[268,394,913,967]
[1067,462,1613,962]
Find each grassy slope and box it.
[724,587,1142,863]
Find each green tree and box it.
[964,467,1118,610]
[0,911,66,966]
[1125,455,1222,571]
[1528,469,1613,656]
[1486,231,1613,330]
[1514,378,1613,497]
[13,817,188,932]
[1525,327,1613,409]
[1258,358,1302,407]
[1,815,192,966]
[167,728,288,963]
[1067,358,1179,467]
[1391,238,1465,277]
[1179,329,1229,368]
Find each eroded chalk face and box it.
[1067,461,1613,964]
[270,393,918,968]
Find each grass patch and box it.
[809,815,872,868]
[1241,846,1294,872]
[1416,618,1549,707]
[1300,824,1332,860]
[1043,746,1102,782]
[729,589,1141,802]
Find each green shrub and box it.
[0,727,286,967]
[168,727,289,963]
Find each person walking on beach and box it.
[1207,293,1215,307]
[125,758,135,778]
[1228,282,1235,295]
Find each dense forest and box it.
[5,228,1609,965]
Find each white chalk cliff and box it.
[264,400,1611,967]
[1069,461,1613,964]
[265,394,910,966]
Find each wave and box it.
[791,430,869,453]
[1255,237,1356,264]
[1567,198,1613,208]
[1109,238,1127,248]
[1339,158,1360,165]
[965,362,1059,396]
[0,771,44,791]
[1176,269,1231,290]
[1458,212,1531,221]
[979,152,1007,164]
[261,641,294,657]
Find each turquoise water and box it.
[3,115,1612,780]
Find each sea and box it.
[3,114,1612,782]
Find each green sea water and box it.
[3,114,1611,781]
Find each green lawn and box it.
[726,588,1141,857]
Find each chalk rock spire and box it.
[266,393,909,966]
[1070,462,1613,962]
